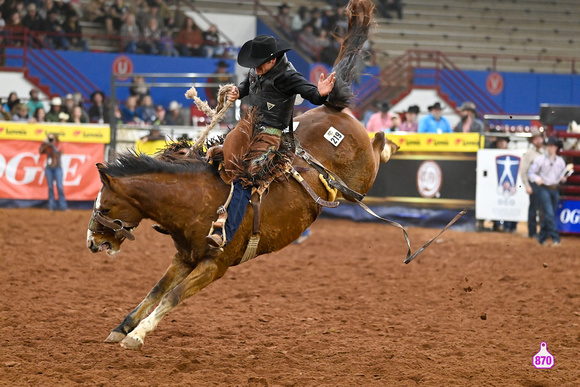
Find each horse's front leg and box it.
[105,254,194,343]
[120,258,225,350]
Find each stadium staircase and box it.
[1,30,100,102]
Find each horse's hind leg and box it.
[120,258,222,350]
[105,254,194,343]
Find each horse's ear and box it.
[96,163,114,190]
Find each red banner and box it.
[0,140,104,201]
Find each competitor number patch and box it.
[324,127,344,147]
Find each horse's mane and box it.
[326,0,374,110]
[101,150,218,178]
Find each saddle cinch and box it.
[204,136,343,263]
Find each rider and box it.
[206,34,336,248]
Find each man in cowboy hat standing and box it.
[520,128,544,239]
[418,102,452,133]
[528,136,568,246]
[454,101,484,133]
[206,34,336,248]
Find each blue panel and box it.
[503,73,538,114]
[538,74,573,105]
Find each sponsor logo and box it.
[560,208,580,224]
[6,128,27,135]
[0,152,87,186]
[267,102,275,110]
[496,155,520,196]
[416,160,442,198]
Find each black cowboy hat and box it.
[428,102,444,111]
[406,105,420,114]
[237,35,292,68]
[545,136,561,147]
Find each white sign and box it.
[323,127,344,147]
[476,149,529,222]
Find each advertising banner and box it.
[0,140,104,201]
[370,133,481,153]
[557,199,580,234]
[475,149,529,222]
[0,122,110,143]
[367,154,476,207]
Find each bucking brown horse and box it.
[86,0,394,350]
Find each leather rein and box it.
[88,209,139,241]
[295,144,466,264]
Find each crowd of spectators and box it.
[275,2,376,67]
[0,85,193,127]
[0,0,89,50]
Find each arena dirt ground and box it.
[1,208,579,386]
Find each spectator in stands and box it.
[297,23,320,61]
[529,136,568,246]
[365,101,393,133]
[46,96,62,122]
[120,95,142,123]
[142,17,167,55]
[11,103,29,121]
[136,94,156,123]
[9,8,25,46]
[22,3,45,34]
[39,0,59,20]
[0,100,10,120]
[309,7,323,36]
[165,100,185,126]
[3,91,19,113]
[520,128,544,239]
[152,104,167,125]
[31,106,47,123]
[175,17,204,57]
[69,105,87,123]
[62,11,89,51]
[39,133,67,211]
[62,93,75,115]
[129,76,150,100]
[86,0,108,25]
[291,6,310,37]
[120,13,141,54]
[44,10,68,49]
[88,90,109,123]
[454,101,484,133]
[109,0,128,30]
[26,88,44,117]
[321,5,339,35]
[388,114,401,132]
[152,0,174,30]
[140,127,165,143]
[418,102,452,133]
[205,60,232,107]
[276,3,292,35]
[103,16,116,37]
[143,2,164,30]
[398,105,419,132]
[203,24,224,58]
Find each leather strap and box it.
[295,146,365,202]
[290,166,339,208]
[93,212,138,241]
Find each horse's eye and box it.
[100,209,111,215]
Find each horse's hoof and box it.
[104,331,126,343]
[120,335,143,350]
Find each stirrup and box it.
[213,212,228,229]
[205,233,225,249]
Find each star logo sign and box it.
[267,102,275,110]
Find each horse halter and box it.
[88,209,139,241]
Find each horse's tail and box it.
[326,0,375,110]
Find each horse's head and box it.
[86,164,142,256]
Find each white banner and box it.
[476,149,529,222]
